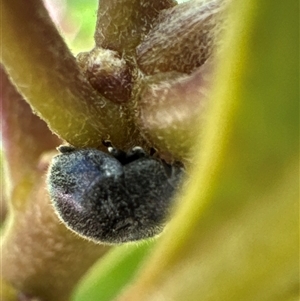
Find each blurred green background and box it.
[43,0,98,53]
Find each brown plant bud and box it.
[77,48,132,104]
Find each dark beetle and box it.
[47,145,184,244]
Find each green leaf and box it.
[72,241,155,301]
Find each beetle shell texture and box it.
[47,147,184,244]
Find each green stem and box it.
[137,63,213,162]
[94,0,177,53]
[1,65,111,301]
[0,67,60,187]
[1,0,131,148]
[136,0,227,74]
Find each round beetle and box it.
[47,146,184,244]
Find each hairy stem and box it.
[1,67,110,301]
[94,0,177,53]
[137,62,213,162]
[136,0,227,74]
[1,0,133,149]
[0,67,60,187]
